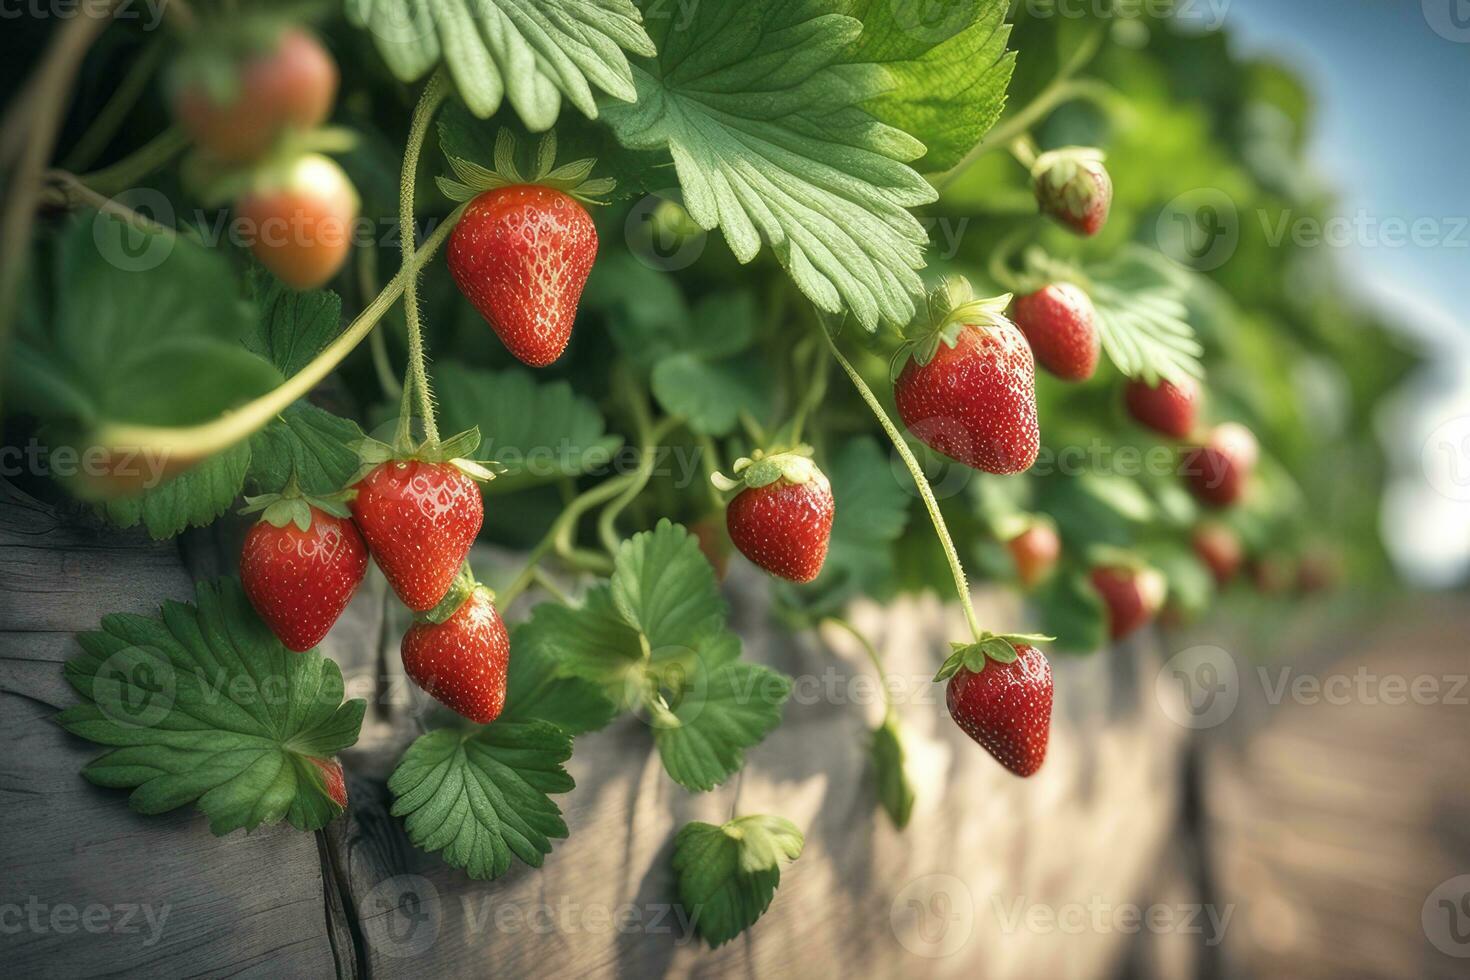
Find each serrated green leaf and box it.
[247,403,366,496]
[434,364,622,493]
[245,274,342,376]
[673,815,803,947]
[345,0,656,129]
[504,620,620,735]
[602,0,938,331]
[1087,247,1205,385]
[610,519,726,653]
[653,658,791,792]
[100,441,252,539]
[846,0,1015,172]
[870,718,914,829]
[388,722,574,880]
[57,579,365,835]
[520,587,648,710]
[12,212,277,430]
[652,353,773,437]
[584,252,693,370]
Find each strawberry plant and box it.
[2,0,1410,954]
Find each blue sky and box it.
[1219,0,1470,584]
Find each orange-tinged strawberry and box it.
[1125,376,1200,439]
[309,756,348,810]
[1182,422,1258,508]
[1090,564,1166,641]
[236,153,359,290]
[1013,283,1100,382]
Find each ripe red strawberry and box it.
[1032,147,1112,237]
[720,451,834,584]
[1192,522,1243,585]
[236,153,359,290]
[894,278,1040,475]
[1006,521,1060,589]
[401,586,510,724]
[1090,564,1166,641]
[1181,422,1258,508]
[1124,376,1199,439]
[441,132,611,367]
[1012,284,1100,382]
[938,639,1053,777]
[172,26,338,164]
[308,756,348,809]
[350,460,483,611]
[239,495,368,653]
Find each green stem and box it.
[821,327,984,642]
[500,475,634,607]
[1008,135,1039,171]
[76,126,188,196]
[94,207,464,457]
[529,567,575,606]
[696,433,724,511]
[398,72,449,445]
[935,24,1106,193]
[598,415,682,556]
[62,36,167,171]
[358,243,403,401]
[823,616,894,723]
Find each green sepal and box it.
[437,129,616,206]
[350,427,503,484]
[892,276,1013,378]
[418,570,487,626]
[711,446,822,493]
[239,479,356,531]
[1032,147,1109,217]
[932,631,1054,681]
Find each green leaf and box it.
[246,274,342,376]
[434,364,622,493]
[56,579,366,835]
[100,441,252,539]
[610,518,726,653]
[653,657,791,792]
[846,0,1015,172]
[602,1,938,331]
[503,620,619,735]
[388,722,574,880]
[345,0,656,130]
[247,403,366,496]
[673,815,803,947]
[584,252,693,369]
[870,718,914,829]
[520,587,649,710]
[1032,569,1106,653]
[12,213,278,430]
[1086,247,1205,385]
[645,292,771,435]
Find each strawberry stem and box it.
[821,324,986,643]
[822,616,895,724]
[397,71,450,447]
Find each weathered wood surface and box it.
[1,479,1192,978]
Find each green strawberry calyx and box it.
[1032,146,1109,216]
[710,445,822,493]
[437,129,617,207]
[352,427,503,484]
[891,275,1013,377]
[417,567,492,626]
[933,631,1054,682]
[239,476,355,531]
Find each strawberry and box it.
[1192,522,1243,586]
[936,637,1053,777]
[1181,422,1258,508]
[1251,554,1295,595]
[1124,376,1199,439]
[172,26,338,164]
[1032,147,1112,237]
[441,131,612,367]
[894,278,1040,475]
[1296,546,1338,594]
[236,153,359,290]
[1005,520,1060,589]
[1012,284,1100,382]
[308,756,348,810]
[239,489,368,653]
[1090,564,1166,641]
[401,586,510,724]
[350,459,484,612]
[715,449,833,584]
